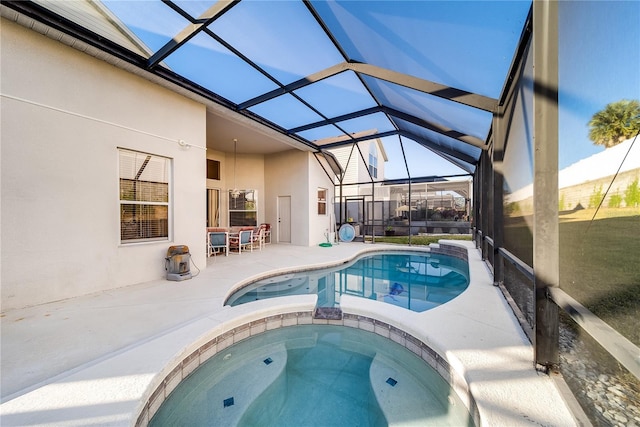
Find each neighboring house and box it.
[316,131,388,228]
[505,136,640,210]
[1,17,335,310]
[324,130,388,195]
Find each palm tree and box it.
[588,99,640,148]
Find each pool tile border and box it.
[136,310,480,427]
[431,242,469,261]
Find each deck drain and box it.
[263,357,273,365]
[223,397,234,408]
[386,377,398,387]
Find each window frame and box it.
[228,189,258,227]
[207,159,221,180]
[118,148,171,244]
[368,143,378,179]
[317,187,327,215]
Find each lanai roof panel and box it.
[161,31,280,104]
[362,76,493,142]
[298,124,346,144]
[333,113,396,136]
[309,0,531,99]
[397,119,482,165]
[208,0,344,87]
[172,0,218,19]
[248,94,325,130]
[2,0,534,172]
[292,71,378,120]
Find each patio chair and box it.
[260,223,271,244]
[229,228,253,254]
[251,225,266,250]
[207,231,229,257]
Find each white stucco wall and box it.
[264,150,335,246]
[307,154,337,245]
[205,149,225,227]
[264,150,309,245]
[206,150,226,188]
[208,148,272,228]
[1,19,207,310]
[222,152,265,226]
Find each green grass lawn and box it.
[558,208,640,345]
[503,208,639,345]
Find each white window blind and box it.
[229,190,257,227]
[119,149,170,242]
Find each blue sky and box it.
[381,135,471,179]
[558,1,640,170]
[400,1,640,176]
[101,1,639,178]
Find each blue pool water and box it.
[149,325,474,426]
[226,251,469,312]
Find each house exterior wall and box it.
[205,149,225,228]
[206,150,267,228]
[371,138,386,181]
[358,139,374,183]
[264,150,334,246]
[264,150,309,245]
[329,139,386,197]
[1,19,207,310]
[206,149,226,185]
[332,145,360,186]
[307,154,337,245]
[223,152,265,226]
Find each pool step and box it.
[313,307,343,320]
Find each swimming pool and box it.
[226,251,469,312]
[148,324,474,426]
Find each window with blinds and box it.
[119,149,170,243]
[229,190,257,227]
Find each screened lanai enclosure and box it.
[332,178,473,239]
[2,0,639,425]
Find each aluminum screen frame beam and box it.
[289,106,487,150]
[239,61,499,114]
[147,0,239,69]
[532,0,560,371]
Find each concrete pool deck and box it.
[1,241,578,426]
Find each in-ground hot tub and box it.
[148,324,475,426]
